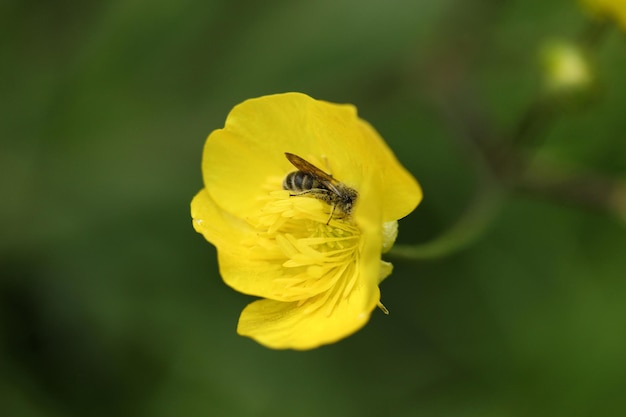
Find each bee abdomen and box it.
[283,171,321,192]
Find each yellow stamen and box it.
[249,188,362,315]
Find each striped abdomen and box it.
[282,171,327,193]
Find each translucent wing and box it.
[284,152,341,194]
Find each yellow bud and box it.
[541,41,591,93]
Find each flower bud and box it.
[541,41,591,93]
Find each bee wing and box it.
[284,152,341,194]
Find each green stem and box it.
[391,18,616,262]
[578,19,611,52]
[389,185,504,261]
[515,162,626,222]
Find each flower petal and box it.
[201,92,421,222]
[237,282,381,350]
[203,93,361,218]
[192,189,317,300]
[191,189,251,250]
[355,121,422,222]
[217,250,311,301]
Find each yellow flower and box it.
[191,93,421,350]
[580,0,626,30]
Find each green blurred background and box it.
[2,0,626,416]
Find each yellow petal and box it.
[237,282,381,350]
[202,93,421,222]
[379,261,393,283]
[203,93,361,219]
[192,189,319,300]
[356,120,422,222]
[191,189,251,251]
[217,250,315,301]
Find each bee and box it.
[282,152,358,223]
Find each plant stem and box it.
[389,185,504,261]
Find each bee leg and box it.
[326,204,336,225]
[289,190,312,197]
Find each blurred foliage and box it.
[1,0,626,416]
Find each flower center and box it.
[249,188,361,316]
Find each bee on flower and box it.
[191,93,421,350]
